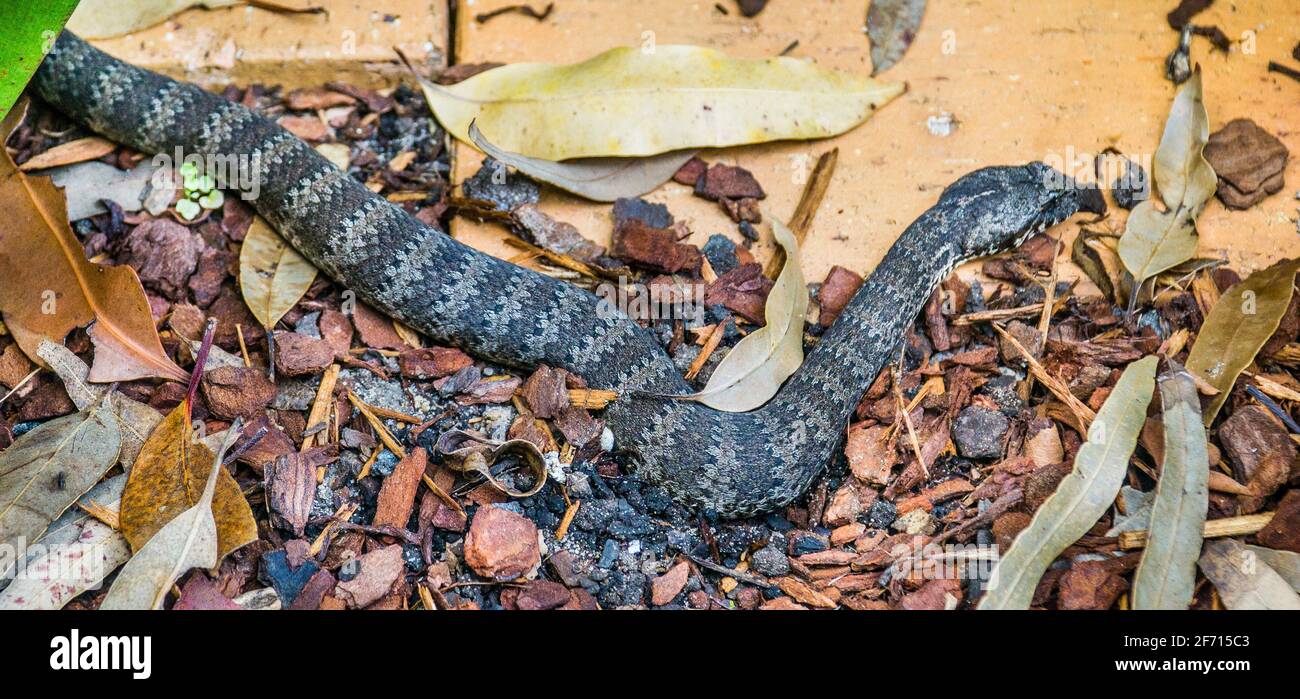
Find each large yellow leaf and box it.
[119,401,256,562]
[239,216,318,330]
[421,45,905,161]
[0,104,186,383]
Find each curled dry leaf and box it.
[100,426,243,610]
[682,218,807,412]
[1132,364,1209,610]
[0,397,122,580]
[239,216,319,330]
[0,106,186,383]
[1198,539,1300,610]
[1117,70,1217,302]
[1186,258,1300,423]
[980,356,1157,610]
[420,45,904,160]
[866,0,927,76]
[0,475,131,610]
[467,121,697,202]
[119,401,257,561]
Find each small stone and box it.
[892,507,937,536]
[1203,118,1288,210]
[464,505,541,581]
[866,499,897,529]
[751,544,790,577]
[952,406,1010,460]
[701,234,740,275]
[649,561,691,606]
[823,483,864,527]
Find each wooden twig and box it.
[1118,513,1275,550]
[992,323,1097,427]
[764,148,838,279]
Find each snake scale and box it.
[31,32,1103,517]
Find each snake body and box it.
[32,32,1102,516]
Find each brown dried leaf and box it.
[0,107,185,383]
[119,401,257,561]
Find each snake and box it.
[31,31,1104,517]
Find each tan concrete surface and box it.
[87,0,447,88]
[450,0,1300,286]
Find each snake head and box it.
[940,162,1105,259]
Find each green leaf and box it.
[979,356,1157,610]
[1185,258,1300,423]
[0,3,80,122]
[419,45,904,161]
[1132,363,1209,610]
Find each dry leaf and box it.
[1186,258,1300,423]
[683,218,806,412]
[0,397,122,573]
[420,45,904,160]
[866,0,927,75]
[0,107,186,382]
[467,121,697,202]
[36,339,164,469]
[67,0,320,39]
[1132,364,1208,609]
[980,356,1157,609]
[1198,539,1300,610]
[0,475,131,610]
[1118,70,1217,299]
[46,160,170,220]
[100,427,242,610]
[1244,545,1300,592]
[18,136,116,171]
[119,401,257,561]
[238,216,318,330]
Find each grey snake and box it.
[30,32,1103,517]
